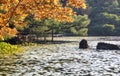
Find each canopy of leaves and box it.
[0,0,86,40]
[58,15,90,36]
[23,18,60,36]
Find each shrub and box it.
[21,42,36,46]
[0,42,19,56]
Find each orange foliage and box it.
[68,0,86,9]
[0,0,86,40]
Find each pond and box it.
[1,37,120,76]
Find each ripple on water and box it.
[0,42,120,76]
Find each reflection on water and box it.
[0,56,21,75]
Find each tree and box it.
[102,24,115,35]
[62,15,90,36]
[87,0,120,36]
[23,18,60,42]
[88,24,115,36]
[0,0,86,40]
[70,15,90,35]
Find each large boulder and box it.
[96,42,120,50]
[79,39,89,49]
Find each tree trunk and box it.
[51,29,54,42]
[43,32,46,43]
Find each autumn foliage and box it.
[0,0,86,40]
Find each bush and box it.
[0,42,19,56]
[21,42,36,46]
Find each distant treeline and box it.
[86,0,120,36]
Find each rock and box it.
[79,39,89,49]
[96,42,120,50]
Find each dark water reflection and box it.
[0,56,19,75]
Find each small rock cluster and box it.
[79,39,120,50]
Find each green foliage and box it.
[23,18,60,36]
[21,42,36,46]
[103,24,115,31]
[78,28,88,36]
[99,13,120,25]
[88,24,115,36]
[64,15,90,36]
[87,0,119,13]
[102,24,115,35]
[87,0,120,36]
[73,15,90,28]
[70,27,78,35]
[56,15,90,36]
[0,42,19,56]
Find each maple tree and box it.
[0,0,86,40]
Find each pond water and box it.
[1,37,120,76]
